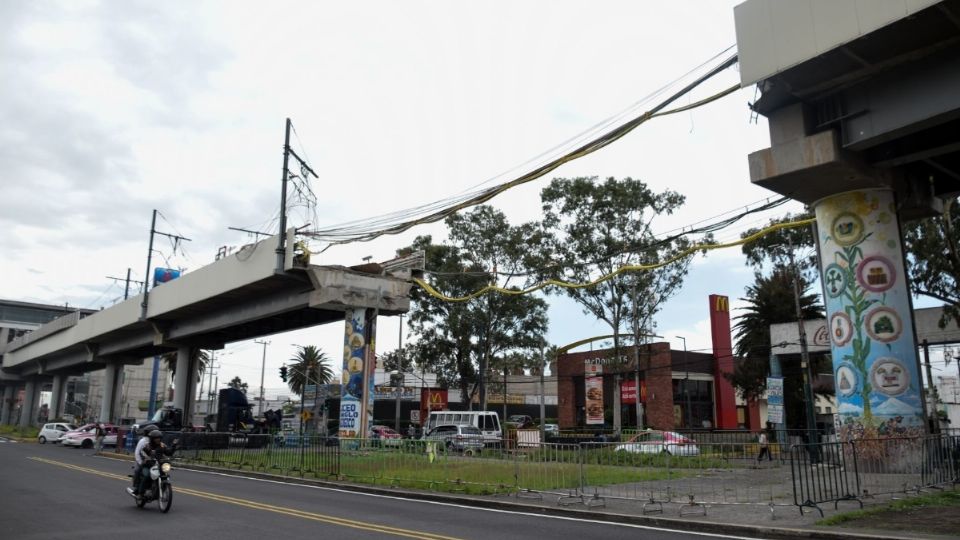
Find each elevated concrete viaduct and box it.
[0,230,412,429]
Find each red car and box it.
[370,425,403,446]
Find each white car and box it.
[37,422,77,444]
[62,425,118,449]
[614,430,700,456]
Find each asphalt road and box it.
[0,441,755,540]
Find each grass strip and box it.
[816,489,960,526]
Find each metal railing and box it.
[168,431,340,478]
[789,434,960,516]
[105,431,960,519]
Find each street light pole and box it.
[676,336,692,429]
[539,344,546,443]
[396,314,404,433]
[255,340,270,416]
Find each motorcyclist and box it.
[127,424,158,495]
[133,430,175,498]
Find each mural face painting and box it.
[814,189,924,440]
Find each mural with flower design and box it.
[815,189,924,440]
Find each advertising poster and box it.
[816,189,924,438]
[584,359,604,425]
[619,379,647,405]
[339,309,367,438]
[766,377,784,424]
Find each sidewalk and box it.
[99,451,955,540]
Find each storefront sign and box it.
[373,385,417,400]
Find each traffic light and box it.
[279,366,288,382]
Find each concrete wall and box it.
[734,0,941,86]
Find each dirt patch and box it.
[837,503,960,536]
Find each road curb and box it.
[98,454,921,540]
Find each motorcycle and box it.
[127,456,174,513]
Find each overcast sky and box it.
[5,1,944,399]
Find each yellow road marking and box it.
[29,457,462,540]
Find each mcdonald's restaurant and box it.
[555,294,752,431]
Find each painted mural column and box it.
[815,188,925,439]
[339,308,377,440]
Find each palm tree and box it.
[729,265,824,429]
[161,348,209,378]
[287,345,334,396]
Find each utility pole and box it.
[632,283,643,430]
[395,313,404,433]
[106,269,144,301]
[274,118,318,274]
[922,340,939,433]
[539,344,546,443]
[787,236,820,452]
[140,209,191,320]
[677,336,692,429]
[255,340,270,417]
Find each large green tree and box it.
[402,206,549,406]
[904,199,960,326]
[539,176,694,427]
[287,345,334,397]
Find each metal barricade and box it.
[789,441,861,516]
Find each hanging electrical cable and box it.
[412,216,816,302]
[301,49,740,248]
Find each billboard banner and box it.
[373,386,417,400]
[584,360,604,425]
[339,309,369,438]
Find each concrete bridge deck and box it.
[0,230,412,427]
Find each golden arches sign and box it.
[714,295,729,312]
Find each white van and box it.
[426,411,502,442]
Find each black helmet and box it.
[142,424,158,435]
[149,430,163,441]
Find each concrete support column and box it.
[814,188,925,439]
[18,379,38,428]
[338,309,376,439]
[49,375,65,420]
[113,367,125,421]
[184,353,199,426]
[99,364,119,423]
[173,346,191,416]
[0,385,15,425]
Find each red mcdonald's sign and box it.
[419,388,448,425]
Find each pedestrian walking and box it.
[94,422,106,455]
[756,429,772,463]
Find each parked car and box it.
[38,422,77,444]
[370,425,403,447]
[58,423,97,444]
[508,415,535,428]
[543,423,560,436]
[423,424,485,452]
[62,424,118,449]
[614,430,699,456]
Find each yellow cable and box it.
[412,217,816,303]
